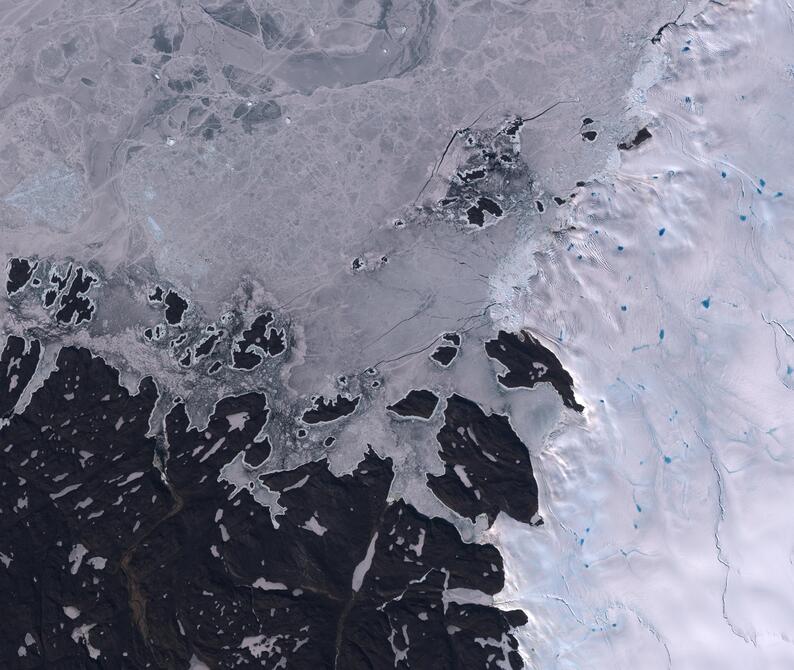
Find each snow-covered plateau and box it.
[489,1,794,667]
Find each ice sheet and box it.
[488,1,794,666]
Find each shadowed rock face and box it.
[5,257,36,296]
[301,393,360,424]
[231,311,287,370]
[485,330,584,412]
[618,126,652,150]
[430,333,461,367]
[0,345,526,668]
[54,266,97,325]
[386,389,439,419]
[7,259,99,326]
[163,289,188,326]
[428,394,539,526]
[430,344,458,366]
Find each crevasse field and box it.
[490,1,794,667]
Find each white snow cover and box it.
[352,532,379,593]
[225,411,249,432]
[187,655,210,670]
[301,514,328,536]
[488,1,794,667]
[63,606,81,620]
[70,623,100,660]
[67,543,87,575]
[252,578,288,591]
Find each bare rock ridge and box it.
[0,341,527,668]
[485,330,584,412]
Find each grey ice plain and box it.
[0,0,697,384]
